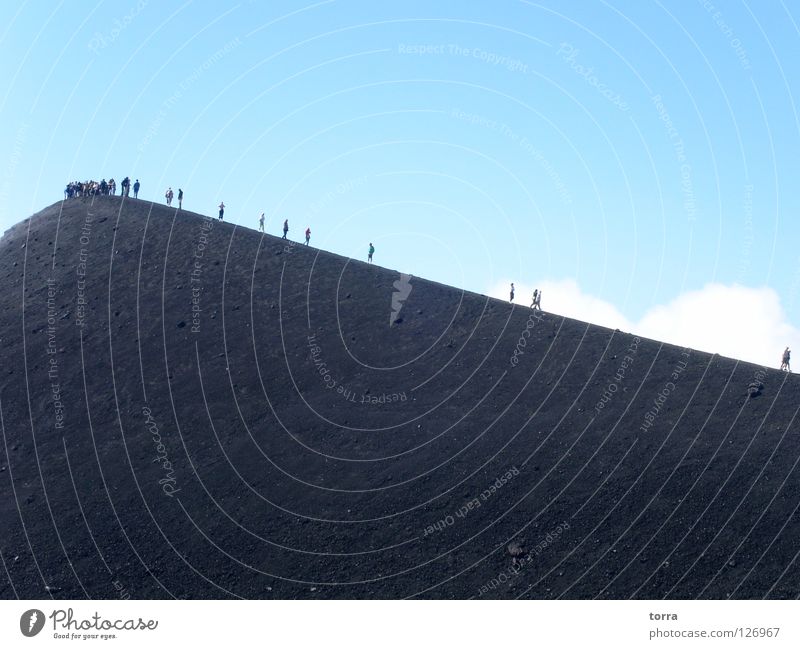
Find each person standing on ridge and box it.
[165,187,173,206]
[781,347,791,372]
[509,283,515,302]
[133,179,140,198]
[368,242,375,264]
[531,289,538,308]
[177,188,183,210]
[305,227,311,245]
[282,219,289,239]
[218,202,225,220]
[259,212,265,232]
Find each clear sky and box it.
[1,0,799,366]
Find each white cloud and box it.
[490,279,800,369]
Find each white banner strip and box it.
[1,600,799,648]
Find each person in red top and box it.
[305,227,311,245]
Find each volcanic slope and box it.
[1,195,800,600]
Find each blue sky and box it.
[2,0,799,365]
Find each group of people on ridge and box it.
[277,217,311,245]
[266,214,371,259]
[64,177,140,199]
[509,283,542,311]
[65,180,800,375]
[515,281,792,373]
[165,187,184,209]
[62,179,370,259]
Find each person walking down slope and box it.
[282,219,289,239]
[305,227,311,245]
[259,212,265,232]
[133,179,140,198]
[177,188,183,209]
[165,187,173,206]
[368,242,375,264]
[781,346,791,372]
[509,283,515,303]
[218,202,225,220]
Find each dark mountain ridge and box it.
[1,195,798,599]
